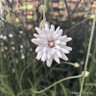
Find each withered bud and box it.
[39,20,50,29]
[38,4,47,14]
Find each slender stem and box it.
[67,14,91,33]
[71,0,81,16]
[43,0,47,20]
[32,75,82,94]
[79,10,96,96]
[10,50,20,84]
[63,62,74,65]
[0,51,3,73]
[63,0,71,28]
[63,0,70,19]
[44,0,47,6]
[43,9,46,20]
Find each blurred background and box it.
[0,0,96,96]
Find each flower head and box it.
[32,24,72,67]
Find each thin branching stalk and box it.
[79,10,96,96]
[71,0,81,16]
[63,0,71,29]
[67,14,91,33]
[0,51,4,73]
[32,75,82,94]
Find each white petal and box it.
[45,24,49,30]
[56,26,60,31]
[59,29,63,36]
[61,48,70,54]
[33,38,47,46]
[51,48,56,56]
[47,50,52,60]
[66,37,72,42]
[48,34,53,40]
[56,50,62,58]
[64,46,72,51]
[50,24,55,32]
[31,39,41,45]
[61,42,66,45]
[60,35,67,40]
[43,47,48,52]
[54,34,60,39]
[42,29,48,34]
[35,27,42,35]
[54,55,60,64]
[62,54,68,61]
[62,37,72,42]
[36,51,42,60]
[35,46,43,52]
[33,34,39,38]
[54,26,60,34]
[55,40,61,44]
[41,34,47,40]
[46,58,53,67]
[41,53,47,62]
[55,45,61,50]
[59,42,67,46]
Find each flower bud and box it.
[21,54,25,59]
[39,20,49,29]
[81,71,90,77]
[38,5,47,14]
[12,68,15,73]
[74,62,80,68]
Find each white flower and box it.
[21,54,25,59]
[30,48,32,51]
[20,45,23,49]
[9,34,13,38]
[3,36,7,40]
[0,34,3,39]
[12,46,15,50]
[31,24,72,67]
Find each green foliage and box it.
[0,0,96,96]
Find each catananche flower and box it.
[31,24,72,67]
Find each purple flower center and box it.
[48,40,55,48]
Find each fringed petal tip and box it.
[68,37,72,41]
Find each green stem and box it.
[10,51,20,84]
[71,0,81,16]
[43,9,46,20]
[79,10,96,96]
[43,0,47,20]
[67,14,91,33]
[63,0,71,28]
[0,51,4,73]
[32,75,82,94]
[44,0,47,6]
